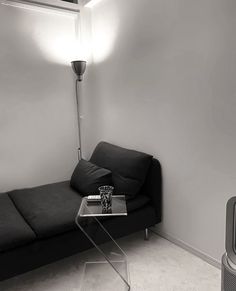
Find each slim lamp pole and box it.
[71,60,86,160]
[75,78,82,160]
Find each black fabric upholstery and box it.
[0,143,162,282]
[141,158,162,221]
[9,181,82,239]
[0,193,36,252]
[0,205,157,281]
[90,142,153,199]
[70,159,113,196]
[126,195,150,213]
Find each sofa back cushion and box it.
[90,142,153,199]
[70,159,113,196]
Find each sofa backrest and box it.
[90,141,153,199]
[90,141,162,221]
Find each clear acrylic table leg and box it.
[75,213,131,291]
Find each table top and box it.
[78,195,127,217]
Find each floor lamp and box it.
[71,60,86,160]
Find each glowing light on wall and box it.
[1,0,89,66]
[2,0,119,65]
[91,5,119,63]
[31,13,91,65]
[34,21,81,65]
[85,0,103,8]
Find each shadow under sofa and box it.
[0,142,162,281]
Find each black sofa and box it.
[0,142,162,281]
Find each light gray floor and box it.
[0,231,221,291]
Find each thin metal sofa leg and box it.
[144,228,149,240]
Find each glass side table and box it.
[75,195,131,291]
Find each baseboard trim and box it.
[151,228,221,270]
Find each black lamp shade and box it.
[71,60,86,81]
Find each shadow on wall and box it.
[0,5,73,102]
[89,0,236,160]
[80,0,122,156]
[0,4,79,191]
[87,0,236,264]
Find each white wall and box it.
[0,4,81,191]
[85,0,236,263]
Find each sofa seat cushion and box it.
[0,193,36,252]
[90,142,153,199]
[8,181,82,239]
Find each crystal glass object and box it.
[99,185,114,213]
